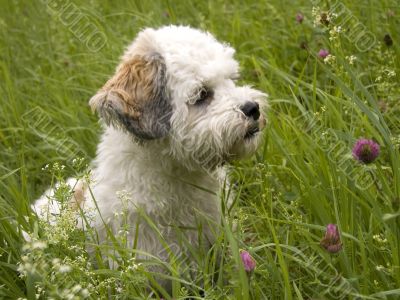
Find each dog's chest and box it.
[91,165,222,227]
[134,170,221,223]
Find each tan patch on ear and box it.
[91,55,163,120]
[89,31,171,139]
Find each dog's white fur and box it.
[33,25,266,268]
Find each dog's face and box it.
[90,26,267,170]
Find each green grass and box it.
[1,0,399,299]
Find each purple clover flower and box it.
[240,250,256,272]
[320,224,342,254]
[318,49,329,59]
[296,13,304,24]
[352,139,380,164]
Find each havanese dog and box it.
[33,25,267,290]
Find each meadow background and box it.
[0,0,399,299]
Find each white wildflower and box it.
[324,54,336,65]
[32,241,47,250]
[387,70,396,77]
[373,233,387,244]
[117,229,129,236]
[376,265,385,271]
[116,190,131,208]
[329,26,342,41]
[81,289,89,297]
[346,55,357,65]
[59,265,72,273]
[72,284,82,293]
[127,262,140,271]
[22,240,47,251]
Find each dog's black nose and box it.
[240,101,260,120]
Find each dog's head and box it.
[90,25,267,170]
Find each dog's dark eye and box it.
[195,87,213,105]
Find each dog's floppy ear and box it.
[89,39,171,140]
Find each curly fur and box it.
[33,25,267,283]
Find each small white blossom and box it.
[32,240,47,249]
[116,190,131,207]
[346,55,357,65]
[81,289,89,297]
[22,240,47,251]
[72,284,82,293]
[324,54,336,65]
[373,234,387,244]
[329,26,342,41]
[59,265,72,273]
[376,265,385,271]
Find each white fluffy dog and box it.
[33,25,266,275]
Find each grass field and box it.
[1,0,399,299]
